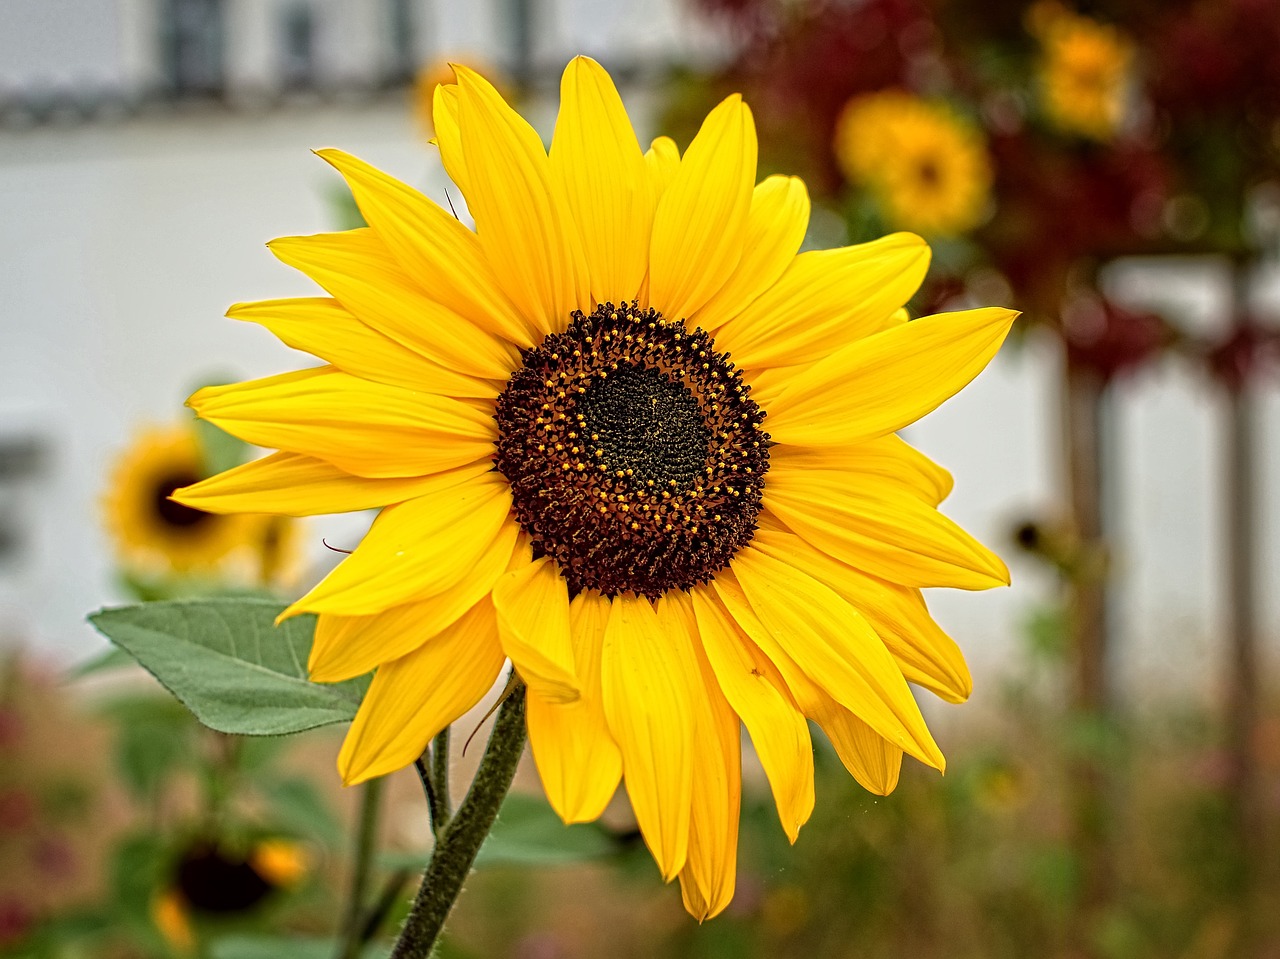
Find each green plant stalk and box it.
[391,684,527,959]
[337,776,385,959]
[431,727,452,829]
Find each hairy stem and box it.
[390,684,527,959]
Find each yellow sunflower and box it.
[103,424,257,573]
[1030,2,1133,141]
[174,58,1015,919]
[834,90,993,237]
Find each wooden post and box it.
[1063,358,1113,953]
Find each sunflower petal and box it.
[187,368,496,479]
[715,233,930,371]
[770,434,953,507]
[764,469,1009,590]
[227,297,488,396]
[721,552,945,771]
[692,175,811,333]
[314,151,533,347]
[526,590,623,823]
[282,472,514,619]
[751,527,972,702]
[648,95,756,321]
[308,519,519,682]
[816,703,903,796]
[678,638,741,921]
[491,556,579,704]
[267,229,518,382]
[765,307,1018,447]
[172,451,480,517]
[645,136,680,199]
[337,601,505,785]
[455,64,591,335]
[600,593,697,881]
[432,82,469,194]
[690,584,814,843]
[551,56,653,305]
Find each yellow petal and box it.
[770,433,953,507]
[765,307,1018,447]
[526,590,624,823]
[714,570,910,793]
[678,638,741,921]
[600,593,698,881]
[188,368,496,479]
[432,82,469,194]
[338,601,505,785]
[172,451,481,517]
[268,229,518,382]
[455,65,591,336]
[550,56,653,305]
[308,519,518,682]
[751,527,972,702]
[227,297,490,397]
[648,96,756,321]
[764,469,1009,590]
[714,233,929,371]
[692,175,810,333]
[815,703,903,796]
[645,136,680,201]
[721,551,945,771]
[282,471,514,618]
[690,584,814,843]
[491,555,579,704]
[314,151,533,347]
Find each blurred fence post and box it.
[1223,257,1261,908]
[1063,357,1114,951]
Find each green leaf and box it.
[100,695,198,798]
[88,599,367,736]
[212,936,388,959]
[68,645,137,679]
[260,776,343,845]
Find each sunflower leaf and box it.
[88,599,367,736]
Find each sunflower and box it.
[834,90,993,237]
[174,57,1015,919]
[103,424,258,574]
[1030,2,1133,141]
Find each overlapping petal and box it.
[766,307,1018,447]
[455,65,591,335]
[337,601,506,785]
[715,233,929,371]
[693,175,811,333]
[172,451,480,517]
[690,585,814,842]
[764,468,1009,591]
[308,518,519,682]
[492,555,579,704]
[268,229,519,382]
[431,82,469,194]
[315,151,533,347]
[281,471,515,619]
[717,552,945,771]
[648,95,757,321]
[550,56,653,305]
[601,593,699,881]
[526,590,623,823]
[770,434,954,507]
[188,368,496,479]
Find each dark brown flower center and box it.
[152,472,213,529]
[493,302,769,599]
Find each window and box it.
[160,0,226,96]
[280,3,318,90]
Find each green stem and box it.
[390,684,527,959]
[337,777,385,959]
[430,728,453,827]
